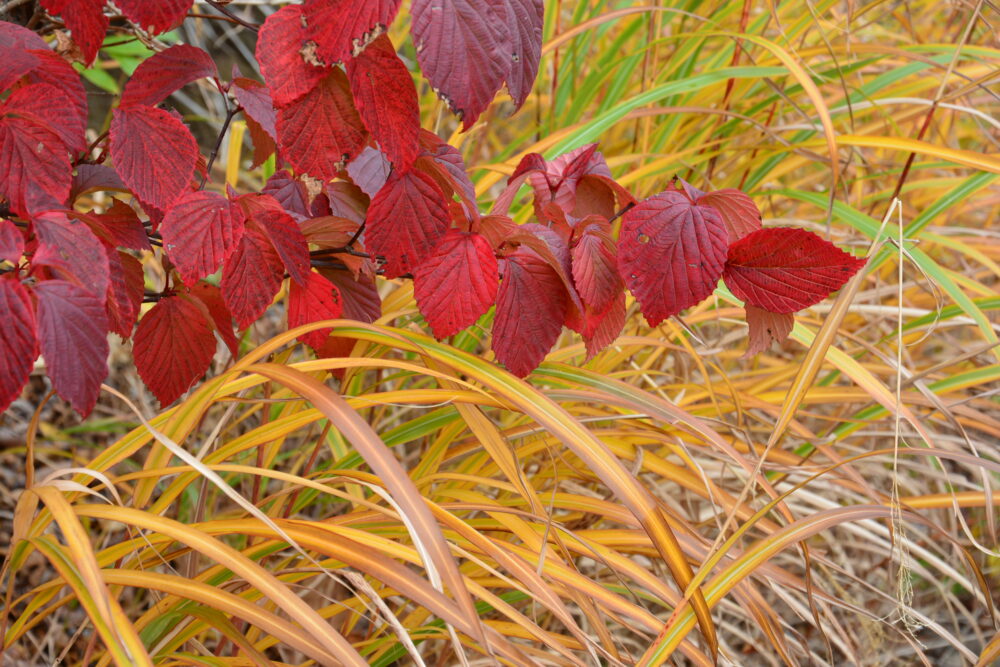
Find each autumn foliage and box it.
[0,1,864,416]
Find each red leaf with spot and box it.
[34,279,108,416]
[115,0,191,34]
[104,248,144,338]
[276,69,366,181]
[232,77,277,139]
[221,222,285,329]
[365,169,450,278]
[696,188,761,243]
[722,227,866,313]
[120,44,218,108]
[303,0,403,64]
[187,282,239,358]
[134,295,216,406]
[347,34,419,170]
[0,111,71,217]
[110,104,198,210]
[84,199,150,251]
[33,211,109,302]
[237,193,310,286]
[5,82,86,153]
[414,231,498,338]
[411,0,510,129]
[0,218,24,264]
[618,191,728,326]
[0,276,37,414]
[160,190,243,286]
[40,0,108,65]
[744,305,794,357]
[492,247,568,377]
[571,219,620,314]
[500,0,543,108]
[288,270,343,350]
[256,5,327,107]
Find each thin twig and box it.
[201,104,240,189]
[203,0,259,32]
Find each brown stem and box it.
[200,104,240,189]
[203,0,259,32]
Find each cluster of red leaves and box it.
[0,1,864,418]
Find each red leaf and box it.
[696,188,761,243]
[34,279,108,416]
[479,213,518,249]
[104,248,143,338]
[744,305,794,357]
[500,0,543,108]
[580,291,625,360]
[160,190,243,286]
[414,231,498,338]
[5,82,86,154]
[288,270,343,350]
[261,170,310,219]
[83,199,150,251]
[24,50,88,127]
[618,191,728,326]
[0,49,39,92]
[301,216,371,279]
[187,282,239,358]
[255,5,327,107]
[492,152,545,215]
[324,181,369,223]
[39,0,107,65]
[0,276,37,414]
[319,268,381,323]
[115,0,191,34]
[245,115,276,169]
[365,169,450,278]
[221,222,285,329]
[302,0,402,65]
[232,77,277,139]
[0,218,25,264]
[415,132,477,217]
[110,104,198,210]
[411,0,510,129]
[0,110,71,216]
[722,227,866,313]
[346,145,391,198]
[492,247,567,377]
[134,295,216,406]
[33,211,109,302]
[120,44,218,108]
[276,69,366,181]
[237,193,310,286]
[71,164,127,202]
[346,34,419,170]
[571,220,620,314]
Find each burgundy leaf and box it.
[0,49,39,92]
[187,281,239,358]
[237,193,310,286]
[414,231,498,338]
[255,5,327,107]
[0,111,71,216]
[276,69,366,181]
[261,170,310,219]
[0,218,25,264]
[745,305,794,357]
[40,0,108,65]
[120,44,218,108]
[492,152,545,215]
[5,82,86,154]
[104,248,144,338]
[110,104,198,210]
[302,0,402,65]
[245,115,276,169]
[722,227,866,313]
[365,169,450,278]
[581,291,625,360]
[319,268,381,323]
[83,199,151,251]
[24,50,88,126]
[0,21,48,50]
[618,191,728,326]
[571,221,620,314]
[161,190,243,286]
[115,0,191,34]
[346,145,391,198]
[0,276,37,414]
[221,222,285,329]
[288,270,344,350]
[697,188,761,243]
[71,164,127,201]
[492,247,568,377]
[34,279,108,416]
[411,0,511,129]
[33,211,109,301]
[500,0,543,108]
[232,77,277,139]
[325,181,369,223]
[134,295,216,406]
[415,132,477,217]
[346,34,419,170]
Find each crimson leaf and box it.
[232,77,277,139]
[722,227,866,313]
[500,0,543,108]
[221,222,285,329]
[303,0,403,64]
[0,49,38,92]
[39,0,108,65]
[618,191,729,326]
[115,0,191,34]
[261,170,310,219]
[33,211,109,302]
[187,282,239,358]
[104,247,144,338]
[5,82,86,153]
[120,44,218,108]
[84,199,150,251]
[571,220,620,314]
[134,295,217,406]
[744,305,794,357]
[414,231,498,339]
[0,218,24,264]
[24,50,88,127]
[0,276,37,414]
[696,188,762,243]
[160,190,243,286]
[255,5,327,107]
[0,110,71,216]
[237,193,311,286]
[288,270,344,351]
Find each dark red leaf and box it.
[744,305,794,357]
[34,279,108,416]
[492,247,567,377]
[414,231,498,338]
[0,218,25,264]
[346,34,419,170]
[261,170,310,219]
[319,268,381,323]
[104,247,143,338]
[571,221,620,314]
[221,222,285,329]
[276,69,366,181]
[365,169,450,278]
[492,152,545,215]
[301,216,371,279]
[71,164,127,202]
[0,49,39,92]
[33,211,109,301]
[134,295,216,406]
[346,145,391,198]
[529,144,613,215]
[83,199,150,251]
[504,222,583,316]
[618,190,728,326]
[500,0,543,108]
[573,290,625,360]
[0,276,37,414]
[324,181,369,223]
[5,82,86,154]
[120,44,218,108]
[160,190,243,286]
[288,270,343,350]
[187,281,239,358]
[697,188,761,243]
[302,0,402,65]
[115,0,191,34]
[23,49,87,124]
[255,5,327,107]
[722,227,866,313]
[415,132,477,218]
[411,0,510,129]
[237,193,310,286]
[245,115,276,169]
[40,0,108,65]
[0,111,71,216]
[110,104,198,210]
[232,77,277,139]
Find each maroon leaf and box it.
[110,104,198,210]
[288,270,344,350]
[134,295,216,406]
[276,69,367,181]
[696,188,761,243]
[365,169,450,278]
[237,193,310,286]
[232,77,277,139]
[120,44,218,108]
[722,227,866,313]
[261,170,310,219]
[39,0,108,65]
[500,0,543,108]
[255,5,327,107]
[33,211,109,302]
[571,220,620,314]
[104,248,144,338]
[245,115,276,169]
[83,199,150,251]
[411,0,510,129]
[0,218,25,264]
[319,268,381,323]
[34,279,108,416]
[302,0,402,65]
[346,34,419,170]
[0,21,48,51]
[618,191,728,326]
[492,247,568,377]
[324,181,369,223]
[71,164,127,201]
[0,276,37,414]
[221,222,285,329]
[1,49,39,93]
[160,190,243,286]
[745,305,794,357]
[414,231,498,339]
[115,0,191,34]
[346,145,391,198]
[187,281,239,358]
[0,111,71,216]
[415,132,478,217]
[5,82,87,154]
